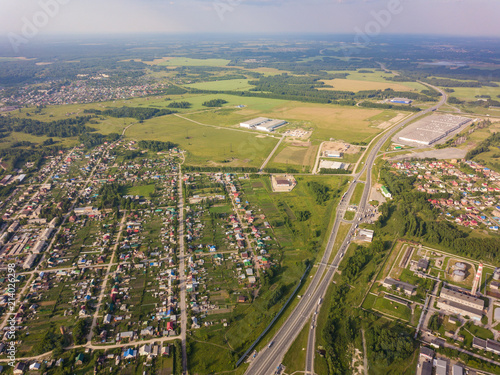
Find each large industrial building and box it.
[319,160,349,170]
[436,287,484,321]
[240,117,287,132]
[390,98,412,104]
[397,115,472,146]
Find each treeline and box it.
[319,168,351,174]
[202,99,228,107]
[0,115,94,138]
[448,96,500,108]
[167,101,192,108]
[359,101,421,112]
[164,86,188,95]
[422,78,498,88]
[183,165,259,173]
[79,132,120,149]
[263,167,300,174]
[466,132,500,160]
[84,106,176,120]
[138,140,178,152]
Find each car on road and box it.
[268,341,274,348]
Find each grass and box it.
[126,114,279,167]
[444,83,500,101]
[188,339,236,374]
[350,183,365,206]
[282,322,310,373]
[184,79,254,91]
[125,184,156,198]
[344,211,355,221]
[271,144,318,168]
[325,69,428,91]
[328,222,351,263]
[372,297,412,322]
[182,100,391,144]
[465,322,494,340]
[320,78,417,93]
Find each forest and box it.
[138,140,178,152]
[0,115,94,138]
[84,107,176,121]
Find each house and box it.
[103,314,112,324]
[238,295,247,303]
[13,362,26,374]
[167,321,174,331]
[123,348,137,359]
[29,362,41,371]
[75,353,85,365]
[139,344,152,356]
[162,345,171,356]
[140,326,154,336]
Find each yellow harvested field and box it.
[319,78,416,92]
[273,145,318,167]
[264,104,385,142]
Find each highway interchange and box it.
[246,83,448,375]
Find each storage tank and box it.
[454,262,466,271]
[493,268,500,281]
[452,270,466,282]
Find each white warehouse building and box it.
[240,117,287,132]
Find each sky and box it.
[1,0,499,40]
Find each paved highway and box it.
[246,82,447,375]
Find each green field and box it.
[282,322,309,372]
[270,144,318,169]
[325,69,428,92]
[126,115,278,167]
[372,297,412,321]
[350,182,365,206]
[184,79,254,91]
[449,84,500,101]
[344,210,355,221]
[125,184,156,197]
[184,100,390,143]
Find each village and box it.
[390,159,500,232]
[0,134,285,374]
